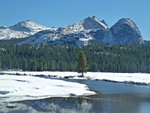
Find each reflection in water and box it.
[1,80,150,113]
[0,94,149,113]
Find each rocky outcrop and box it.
[110,18,144,45]
[0,17,144,45]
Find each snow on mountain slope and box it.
[57,16,109,34]
[10,20,50,35]
[0,17,144,45]
[19,29,93,45]
[0,28,29,40]
[0,20,50,40]
[19,16,108,45]
[19,30,64,45]
[19,17,144,45]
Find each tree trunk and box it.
[82,71,84,77]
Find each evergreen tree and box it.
[90,63,97,72]
[51,60,55,71]
[77,50,87,76]
[0,55,1,69]
[1,44,150,73]
[30,59,38,71]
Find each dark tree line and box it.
[0,44,150,73]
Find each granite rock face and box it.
[0,17,144,45]
[110,18,144,45]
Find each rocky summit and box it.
[110,18,144,45]
[0,16,144,45]
[0,20,50,40]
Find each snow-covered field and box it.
[1,71,150,102]
[0,75,95,103]
[2,71,150,85]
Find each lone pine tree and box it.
[77,50,87,76]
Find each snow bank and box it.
[2,71,150,85]
[0,75,95,102]
[84,72,150,85]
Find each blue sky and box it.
[0,0,149,40]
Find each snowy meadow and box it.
[1,71,150,102]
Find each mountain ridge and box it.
[0,17,144,45]
[0,20,50,40]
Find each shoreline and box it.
[1,71,150,86]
